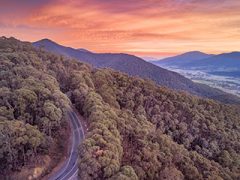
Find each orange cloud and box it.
[0,0,240,57]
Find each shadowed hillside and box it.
[153,51,213,67]
[154,51,240,71]
[33,39,240,104]
[1,37,240,180]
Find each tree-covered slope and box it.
[1,37,240,180]
[0,37,71,176]
[33,39,240,105]
[74,69,240,180]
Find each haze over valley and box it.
[151,51,240,97]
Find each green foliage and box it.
[0,37,69,172]
[109,166,139,180]
[1,37,240,179]
[0,120,45,170]
[75,68,240,179]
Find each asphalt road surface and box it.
[49,111,85,180]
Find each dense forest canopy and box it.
[1,37,240,179]
[33,39,240,105]
[0,37,70,173]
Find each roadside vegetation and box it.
[1,37,239,179]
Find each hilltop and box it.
[154,51,240,71]
[1,37,240,179]
[33,39,240,104]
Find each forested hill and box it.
[1,37,240,179]
[33,39,240,105]
[0,37,70,177]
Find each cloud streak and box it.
[0,0,240,57]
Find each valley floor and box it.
[160,66,240,97]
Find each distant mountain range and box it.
[153,51,240,72]
[153,51,213,67]
[33,39,240,104]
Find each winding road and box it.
[49,111,85,180]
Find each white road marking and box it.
[69,169,78,180]
[55,112,76,180]
[59,112,83,180]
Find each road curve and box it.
[49,110,85,180]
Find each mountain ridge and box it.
[1,37,240,180]
[33,38,240,104]
[153,51,240,71]
[190,51,240,70]
[154,51,214,67]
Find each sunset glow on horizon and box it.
[1,0,240,58]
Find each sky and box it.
[0,0,240,58]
